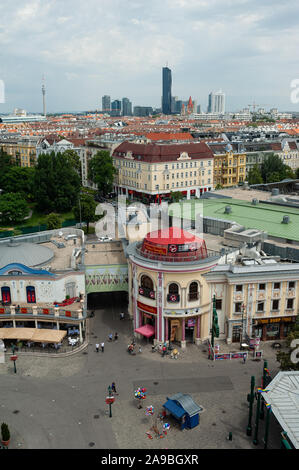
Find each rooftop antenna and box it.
[42,74,46,117]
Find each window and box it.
[26,286,36,303]
[287,298,294,309]
[257,302,264,312]
[1,286,11,304]
[272,299,279,311]
[288,281,295,289]
[236,285,243,292]
[216,299,222,310]
[258,283,266,290]
[188,282,199,301]
[273,282,280,290]
[234,302,242,313]
[167,283,180,303]
[139,275,155,299]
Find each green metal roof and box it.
[169,199,299,242]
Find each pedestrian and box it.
[114,332,118,341]
[108,333,113,342]
[111,382,118,395]
[162,345,167,357]
[95,343,99,353]
[101,342,104,352]
[138,346,142,354]
[243,354,247,364]
[120,312,125,320]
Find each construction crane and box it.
[248,102,270,113]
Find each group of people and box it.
[108,332,118,342]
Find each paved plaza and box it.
[0,292,287,450]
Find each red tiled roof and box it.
[112,141,214,162]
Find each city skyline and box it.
[0,0,299,113]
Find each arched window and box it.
[1,286,11,304]
[167,283,180,303]
[26,286,36,303]
[139,275,155,299]
[140,275,154,290]
[189,282,199,301]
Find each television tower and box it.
[42,75,46,117]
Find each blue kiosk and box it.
[163,393,203,430]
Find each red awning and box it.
[134,324,155,338]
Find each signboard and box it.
[85,264,128,294]
[143,241,167,255]
[137,301,157,315]
[257,316,294,324]
[187,318,196,327]
[215,353,231,360]
[168,243,197,253]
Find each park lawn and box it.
[0,206,75,231]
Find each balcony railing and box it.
[167,294,180,303]
[135,246,219,263]
[138,286,155,300]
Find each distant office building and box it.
[175,100,183,114]
[162,67,172,115]
[197,104,201,114]
[102,95,111,113]
[111,100,122,117]
[171,96,178,114]
[122,97,132,116]
[133,106,153,117]
[207,90,225,114]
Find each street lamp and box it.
[240,303,246,349]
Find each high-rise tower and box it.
[42,75,46,117]
[162,66,172,115]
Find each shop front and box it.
[136,300,157,342]
[254,316,296,341]
[165,315,201,346]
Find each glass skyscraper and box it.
[162,67,172,115]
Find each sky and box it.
[0,0,299,114]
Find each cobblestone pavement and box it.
[0,294,288,450]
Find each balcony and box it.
[0,301,85,321]
[188,292,199,302]
[167,294,180,303]
[138,286,155,300]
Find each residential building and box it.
[111,100,121,117]
[209,143,246,187]
[0,136,40,167]
[112,141,214,201]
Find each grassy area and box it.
[0,205,75,232]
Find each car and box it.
[98,236,113,242]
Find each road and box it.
[0,292,284,450]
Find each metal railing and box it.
[135,246,219,263]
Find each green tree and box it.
[46,213,62,230]
[88,150,116,196]
[170,191,184,203]
[73,192,97,233]
[62,149,81,178]
[261,153,292,183]
[34,152,81,213]
[295,168,299,179]
[276,318,299,371]
[248,164,263,185]
[1,166,35,200]
[0,192,30,225]
[0,148,13,190]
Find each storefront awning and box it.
[0,328,67,343]
[134,324,155,338]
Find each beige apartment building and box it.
[0,137,39,167]
[112,141,215,202]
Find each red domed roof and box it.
[140,227,208,262]
[144,227,203,245]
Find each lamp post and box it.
[10,354,18,373]
[253,389,261,445]
[106,385,115,418]
[246,375,255,436]
[240,303,246,349]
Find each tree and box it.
[0,192,30,225]
[0,149,13,190]
[88,150,116,196]
[34,152,81,213]
[62,149,81,179]
[170,191,184,203]
[276,317,299,371]
[248,164,263,185]
[46,213,62,230]
[261,153,292,183]
[73,192,97,233]
[296,168,299,179]
[1,166,35,200]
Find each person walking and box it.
[120,312,125,320]
[101,342,104,352]
[111,382,118,395]
[95,343,99,353]
[114,332,118,341]
[108,333,113,342]
[243,353,247,364]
